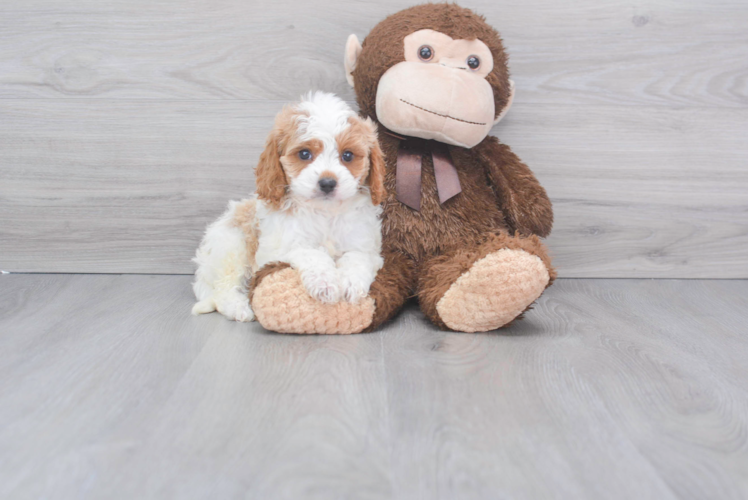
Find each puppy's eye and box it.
[341,150,354,162]
[467,55,480,70]
[298,149,312,161]
[418,45,434,61]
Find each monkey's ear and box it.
[344,34,362,87]
[493,79,515,125]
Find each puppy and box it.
[191,92,385,322]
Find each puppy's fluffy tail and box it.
[192,298,216,315]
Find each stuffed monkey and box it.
[250,3,555,333]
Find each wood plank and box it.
[385,280,748,499]
[1,274,747,498]
[0,0,745,107]
[1,99,746,277]
[0,99,274,274]
[0,274,392,499]
[382,278,748,499]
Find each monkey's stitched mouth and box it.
[399,99,487,126]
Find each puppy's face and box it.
[255,93,385,209]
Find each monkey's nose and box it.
[318,177,337,194]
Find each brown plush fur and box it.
[356,4,555,331]
[478,137,554,237]
[364,251,417,332]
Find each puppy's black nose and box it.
[318,177,337,194]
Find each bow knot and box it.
[395,138,462,211]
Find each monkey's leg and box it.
[418,233,556,332]
[249,252,415,334]
[364,251,416,332]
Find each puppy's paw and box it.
[215,291,254,322]
[339,269,373,304]
[301,269,341,303]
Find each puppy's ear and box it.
[364,118,386,205]
[255,118,289,208]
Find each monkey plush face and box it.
[375,29,497,148]
[345,4,515,149]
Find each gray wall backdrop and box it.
[1,0,746,277]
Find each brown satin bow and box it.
[392,135,462,211]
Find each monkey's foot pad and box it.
[252,268,375,334]
[436,248,550,332]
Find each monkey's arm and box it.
[476,135,553,237]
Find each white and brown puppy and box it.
[192,92,385,322]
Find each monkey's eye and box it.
[418,45,434,61]
[467,55,480,70]
[341,150,354,162]
[298,149,312,161]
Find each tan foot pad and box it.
[252,268,375,334]
[436,248,550,332]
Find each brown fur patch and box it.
[281,138,323,178]
[418,232,556,330]
[336,125,370,179]
[255,132,287,210]
[336,116,386,205]
[232,198,260,272]
[255,106,311,210]
[367,133,386,206]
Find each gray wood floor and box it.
[2,274,747,499]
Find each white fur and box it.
[192,92,383,322]
[255,194,383,305]
[192,200,254,322]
